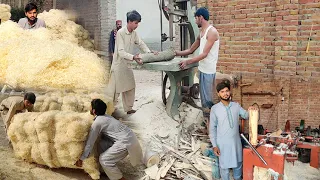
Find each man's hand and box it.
[248,106,257,111]
[179,60,189,69]
[213,147,220,156]
[151,50,159,55]
[75,159,83,167]
[133,54,143,65]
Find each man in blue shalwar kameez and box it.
[209,79,256,180]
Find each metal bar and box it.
[169,9,187,16]
[168,0,174,41]
[240,133,268,165]
[159,0,164,92]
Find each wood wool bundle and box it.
[38,9,94,50]
[140,47,176,63]
[0,4,11,22]
[0,20,109,91]
[33,92,114,114]
[7,111,100,179]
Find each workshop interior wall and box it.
[197,0,320,131]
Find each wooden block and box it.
[249,110,259,146]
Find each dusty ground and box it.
[0,69,319,180]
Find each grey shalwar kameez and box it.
[209,101,249,180]
[106,26,150,112]
[80,115,143,180]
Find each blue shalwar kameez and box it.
[209,101,249,180]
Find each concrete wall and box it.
[198,0,320,131]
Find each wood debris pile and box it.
[141,120,215,180]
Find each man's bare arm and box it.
[187,28,219,64]
[175,35,200,56]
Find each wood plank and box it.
[160,158,176,178]
[249,110,259,146]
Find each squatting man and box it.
[0,92,36,135]
[75,99,143,180]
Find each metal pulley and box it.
[162,73,199,105]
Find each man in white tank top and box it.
[175,7,219,131]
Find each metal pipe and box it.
[158,0,164,87]
[169,0,174,41]
[240,133,268,165]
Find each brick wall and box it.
[0,0,53,11]
[55,0,100,47]
[197,0,320,131]
[42,0,53,11]
[99,0,116,55]
[0,0,28,8]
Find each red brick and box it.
[283,15,299,21]
[258,3,271,8]
[303,3,320,8]
[299,0,317,4]
[282,36,297,41]
[217,2,228,7]
[264,17,276,21]
[282,56,297,61]
[282,26,297,31]
[259,12,272,18]
[235,14,247,19]
[246,4,258,9]
[284,4,299,9]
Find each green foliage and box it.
[10,7,25,22]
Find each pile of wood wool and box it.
[38,9,94,50]
[33,91,114,115]
[0,20,109,91]
[7,111,100,179]
[0,4,11,22]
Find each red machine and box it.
[243,145,285,180]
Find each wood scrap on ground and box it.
[142,120,213,180]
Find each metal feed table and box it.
[138,58,198,120]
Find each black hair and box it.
[126,10,141,23]
[91,99,107,116]
[195,7,209,21]
[24,92,36,104]
[216,79,231,92]
[25,3,38,12]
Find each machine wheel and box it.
[162,73,170,105]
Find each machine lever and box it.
[241,133,268,165]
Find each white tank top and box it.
[198,25,219,74]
